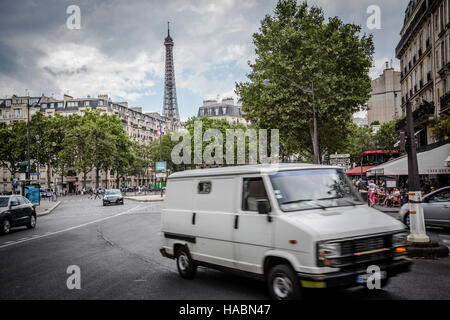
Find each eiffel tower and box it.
[162,22,180,125]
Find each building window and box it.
[50,103,54,108]
[99,100,104,106]
[5,100,11,107]
[84,101,90,107]
[57,102,63,108]
[14,109,21,118]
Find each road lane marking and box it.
[0,204,143,249]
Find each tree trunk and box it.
[96,168,100,188]
[47,162,51,188]
[116,173,120,189]
[83,172,87,189]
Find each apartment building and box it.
[197,98,248,125]
[0,94,170,193]
[367,63,402,125]
[396,0,450,147]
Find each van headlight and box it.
[317,242,342,267]
[392,232,408,248]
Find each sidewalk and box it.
[35,200,61,216]
[124,194,165,202]
[373,204,401,220]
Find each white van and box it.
[160,164,411,299]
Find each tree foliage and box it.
[236,0,374,161]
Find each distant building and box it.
[396,0,450,147]
[0,94,170,193]
[352,114,368,127]
[197,98,248,125]
[367,62,402,125]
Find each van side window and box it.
[242,178,270,211]
[198,181,212,194]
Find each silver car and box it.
[399,186,450,228]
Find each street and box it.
[0,196,449,300]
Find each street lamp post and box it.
[264,75,319,164]
[26,95,43,184]
[405,101,429,243]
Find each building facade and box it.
[396,0,450,147]
[367,63,402,125]
[197,98,248,125]
[0,94,169,193]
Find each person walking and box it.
[94,187,101,200]
[368,180,376,207]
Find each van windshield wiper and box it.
[281,199,326,210]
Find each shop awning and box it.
[346,166,375,176]
[367,143,450,176]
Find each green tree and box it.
[236,0,374,162]
[344,123,375,165]
[0,121,27,179]
[373,120,398,151]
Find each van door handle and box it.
[234,215,239,229]
[192,212,196,225]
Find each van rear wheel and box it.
[176,246,197,279]
[267,264,302,300]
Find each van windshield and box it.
[269,169,363,212]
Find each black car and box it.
[0,195,37,235]
[103,189,124,206]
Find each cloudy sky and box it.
[0,0,409,120]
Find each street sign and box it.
[155,161,167,172]
[329,154,350,159]
[12,179,18,189]
[156,172,167,178]
[329,154,351,170]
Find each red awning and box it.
[346,166,375,176]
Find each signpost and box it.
[155,161,167,197]
[329,154,351,170]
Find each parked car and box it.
[399,186,450,228]
[103,189,124,206]
[160,164,411,300]
[0,195,37,235]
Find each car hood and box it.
[285,205,406,241]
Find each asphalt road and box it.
[0,195,449,300]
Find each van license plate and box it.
[356,271,387,284]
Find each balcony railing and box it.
[395,101,435,131]
[440,91,450,111]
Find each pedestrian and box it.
[368,180,376,207]
[94,188,101,200]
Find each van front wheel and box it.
[176,246,197,279]
[267,264,302,300]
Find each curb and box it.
[407,241,449,259]
[36,201,61,217]
[124,197,165,202]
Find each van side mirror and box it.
[257,199,270,214]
